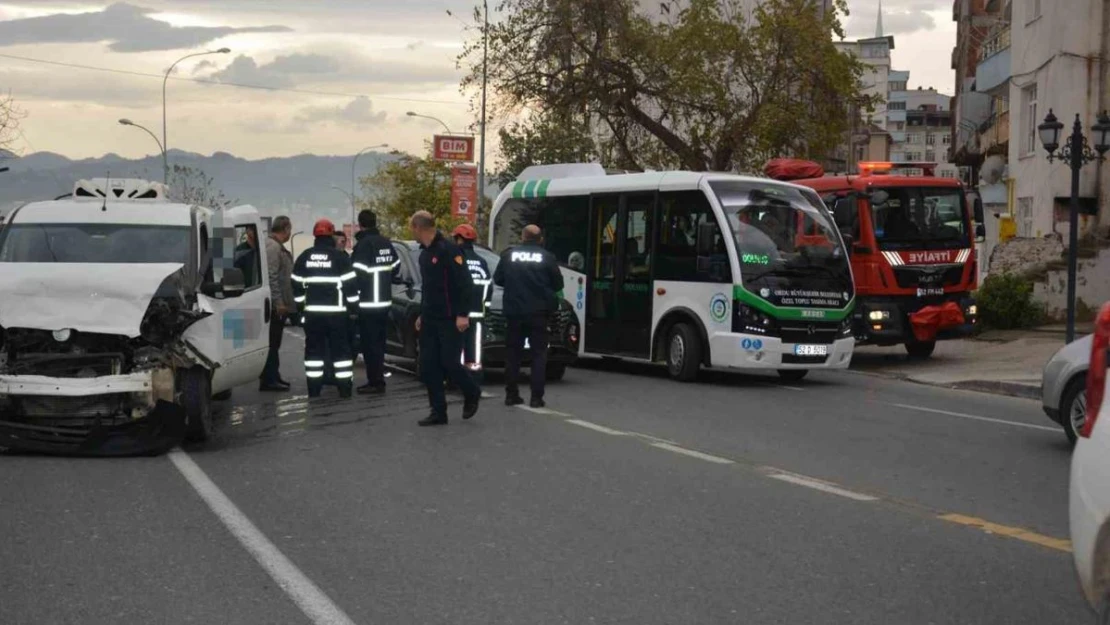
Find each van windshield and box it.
[0,223,190,264]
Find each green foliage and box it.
[460,0,871,172]
[976,273,1046,330]
[357,151,468,240]
[496,111,598,187]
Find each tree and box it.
[496,110,600,186]
[0,92,26,154]
[460,0,871,173]
[357,151,468,239]
[167,164,236,210]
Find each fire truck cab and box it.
[777,161,986,359]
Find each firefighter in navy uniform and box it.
[292,219,359,398]
[494,224,564,408]
[409,210,481,427]
[452,224,492,383]
[351,209,399,395]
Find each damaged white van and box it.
[0,178,271,455]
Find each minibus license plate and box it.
[794,344,828,357]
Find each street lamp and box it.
[163,48,231,183]
[351,144,388,230]
[406,111,454,136]
[477,0,489,239]
[1038,108,1110,343]
[119,119,167,183]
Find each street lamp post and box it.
[406,111,454,136]
[1038,108,1110,344]
[119,119,167,183]
[163,48,230,183]
[350,144,389,233]
[478,0,489,238]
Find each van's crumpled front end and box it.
[0,264,208,455]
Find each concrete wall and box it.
[988,234,1065,276]
[1033,246,1110,318]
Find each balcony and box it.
[887,110,907,123]
[889,131,907,143]
[976,46,1011,93]
[979,110,1010,153]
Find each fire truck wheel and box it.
[905,340,937,360]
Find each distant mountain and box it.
[0,149,396,222]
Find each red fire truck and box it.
[767,160,986,359]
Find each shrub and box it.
[976,273,1046,329]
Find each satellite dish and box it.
[980,155,1005,185]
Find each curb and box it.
[849,369,1042,400]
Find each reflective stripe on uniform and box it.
[304,360,325,367]
[306,371,325,379]
[473,279,492,286]
[354,262,396,273]
[304,304,347,313]
[340,272,357,281]
[333,360,354,368]
[359,301,391,309]
[292,275,345,284]
[334,371,354,379]
[293,295,306,303]
[347,295,360,303]
[469,311,485,319]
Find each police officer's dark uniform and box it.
[452,224,492,379]
[292,219,359,398]
[351,212,399,395]
[493,235,564,408]
[417,230,481,426]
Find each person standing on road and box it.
[453,223,492,383]
[260,215,295,392]
[351,209,399,395]
[494,224,564,408]
[292,219,359,399]
[411,211,481,427]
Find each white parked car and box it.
[1070,302,1110,618]
[0,178,272,454]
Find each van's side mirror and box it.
[975,223,986,242]
[973,198,985,224]
[832,196,855,230]
[696,222,716,256]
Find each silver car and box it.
[1042,334,1093,444]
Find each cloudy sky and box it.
[0,0,956,161]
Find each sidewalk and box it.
[849,325,1089,399]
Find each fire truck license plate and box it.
[916,287,944,297]
[794,344,828,356]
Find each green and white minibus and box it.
[489,163,856,382]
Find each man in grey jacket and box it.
[260,216,296,391]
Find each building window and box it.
[926,134,936,145]
[888,101,906,111]
[1023,85,1038,155]
[906,151,921,161]
[894,121,905,131]
[889,81,907,92]
[941,134,951,145]
[907,134,921,144]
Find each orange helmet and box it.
[452,223,478,241]
[313,219,336,237]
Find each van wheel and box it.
[212,389,232,401]
[905,340,937,359]
[1060,376,1087,445]
[546,363,567,382]
[666,323,702,382]
[777,370,809,382]
[182,367,214,443]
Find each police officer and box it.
[493,224,564,408]
[452,223,492,382]
[351,209,398,395]
[410,210,481,427]
[291,219,359,399]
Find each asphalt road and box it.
[0,328,1089,624]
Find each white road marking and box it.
[517,405,573,417]
[890,403,1059,433]
[283,329,304,341]
[167,450,357,625]
[765,471,878,502]
[650,442,735,465]
[566,419,627,436]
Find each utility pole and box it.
[477,0,490,237]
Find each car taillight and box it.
[1082,303,1110,438]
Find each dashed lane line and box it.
[168,449,358,625]
[889,403,1060,433]
[763,470,878,502]
[519,404,1072,553]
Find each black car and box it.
[377,240,579,380]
